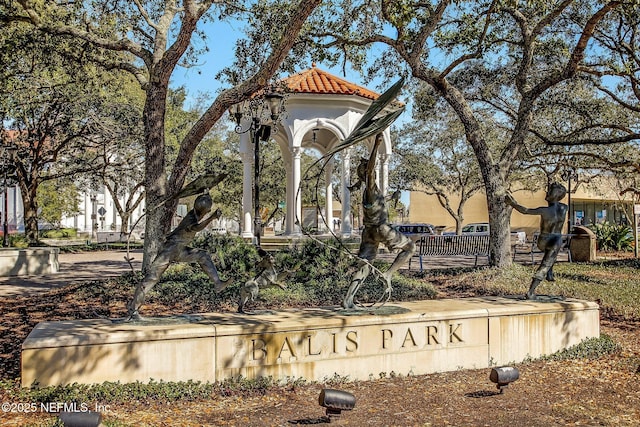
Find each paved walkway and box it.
[0,250,143,297]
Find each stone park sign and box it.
[21,297,599,386]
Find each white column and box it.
[82,193,89,233]
[340,149,352,236]
[240,148,254,238]
[285,160,293,235]
[379,153,389,196]
[291,146,302,235]
[325,158,334,232]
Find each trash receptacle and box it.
[569,226,596,262]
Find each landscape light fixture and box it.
[318,388,356,421]
[58,410,102,427]
[231,91,285,247]
[490,366,520,393]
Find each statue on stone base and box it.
[238,248,288,313]
[505,183,568,300]
[342,134,415,309]
[308,77,407,309]
[127,193,232,320]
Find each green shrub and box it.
[8,233,29,248]
[146,233,436,310]
[588,221,633,252]
[40,228,78,239]
[537,334,621,361]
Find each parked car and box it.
[460,223,490,234]
[444,222,526,244]
[392,223,436,242]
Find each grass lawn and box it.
[428,258,640,319]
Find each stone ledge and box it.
[21,297,599,387]
[0,247,59,277]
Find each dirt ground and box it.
[0,264,639,426]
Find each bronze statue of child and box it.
[127,193,232,320]
[505,183,568,300]
[238,248,288,314]
[343,133,415,309]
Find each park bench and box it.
[409,234,490,272]
[96,231,129,244]
[95,231,140,249]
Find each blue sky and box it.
[169,20,238,100]
[169,20,409,112]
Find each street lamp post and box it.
[1,143,17,247]
[562,166,578,230]
[232,93,285,248]
[90,193,98,240]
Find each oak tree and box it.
[306,0,627,266]
[9,0,322,265]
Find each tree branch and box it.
[15,0,153,67]
[132,0,158,32]
[529,1,622,97]
[440,0,497,77]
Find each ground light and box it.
[490,366,520,393]
[58,411,102,427]
[318,388,356,421]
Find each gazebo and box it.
[237,64,396,239]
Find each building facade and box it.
[408,177,635,237]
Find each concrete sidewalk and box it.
[0,249,143,297]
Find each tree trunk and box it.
[142,81,170,269]
[485,180,512,267]
[21,189,39,246]
[430,77,513,267]
[120,212,130,235]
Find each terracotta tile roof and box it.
[284,64,380,100]
[1,130,20,140]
